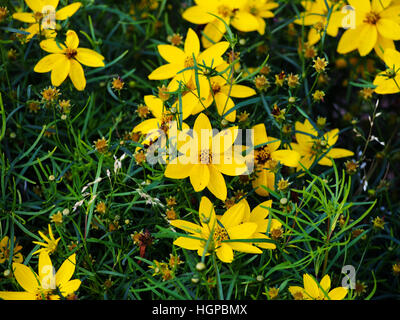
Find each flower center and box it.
[249,6,259,15]
[33,12,44,21]
[199,149,212,164]
[311,138,328,155]
[364,11,380,24]
[255,147,271,165]
[218,5,232,18]
[184,56,195,68]
[213,224,229,247]
[65,48,78,59]
[160,113,173,133]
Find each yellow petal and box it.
[190,164,210,192]
[197,41,229,68]
[202,19,226,48]
[170,220,202,234]
[358,24,377,56]
[231,10,259,32]
[0,292,36,300]
[59,279,81,297]
[55,2,82,20]
[214,92,236,122]
[252,123,269,147]
[148,63,183,80]
[144,95,164,119]
[40,38,66,53]
[251,200,272,222]
[271,149,300,167]
[164,160,193,179]
[206,164,227,201]
[319,274,331,298]
[252,167,275,197]
[383,48,400,68]
[76,48,105,67]
[229,242,262,254]
[199,196,216,228]
[216,243,234,263]
[157,44,185,64]
[38,251,54,284]
[348,0,371,12]
[184,28,200,58]
[12,263,40,293]
[220,201,246,229]
[12,12,36,23]
[55,254,76,287]
[173,237,202,250]
[303,274,320,299]
[337,28,361,54]
[182,6,215,24]
[51,56,70,86]
[34,53,64,73]
[228,222,258,239]
[65,30,79,49]
[223,84,256,98]
[328,287,348,300]
[26,0,45,12]
[68,59,86,91]
[376,18,400,40]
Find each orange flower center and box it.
[199,149,212,164]
[218,5,233,18]
[211,82,221,94]
[65,48,78,59]
[184,56,195,68]
[33,12,44,21]
[213,224,229,247]
[364,11,380,24]
[255,147,271,165]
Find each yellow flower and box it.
[12,0,82,41]
[32,224,61,255]
[205,63,256,122]
[132,95,190,150]
[170,196,261,263]
[0,236,23,264]
[373,48,400,94]
[337,0,400,58]
[164,113,248,201]
[290,119,354,171]
[34,30,105,91]
[148,28,229,92]
[182,0,259,48]
[245,123,300,196]
[289,274,348,300]
[241,0,279,35]
[0,251,81,300]
[294,0,344,45]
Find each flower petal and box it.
[190,164,210,192]
[157,44,186,64]
[206,164,227,201]
[40,39,66,53]
[68,59,86,91]
[55,2,82,20]
[12,263,39,293]
[76,48,105,67]
[216,243,234,263]
[173,237,202,250]
[12,12,36,23]
[184,28,200,59]
[55,254,77,287]
[51,56,70,86]
[34,53,64,73]
[65,30,79,49]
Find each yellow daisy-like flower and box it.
[294,0,344,46]
[0,236,23,264]
[240,0,279,35]
[170,196,262,263]
[132,95,190,153]
[164,113,248,201]
[34,30,105,91]
[148,28,229,94]
[290,119,354,171]
[12,0,82,41]
[205,63,256,122]
[182,0,260,48]
[337,0,400,58]
[32,224,61,255]
[373,48,400,94]
[0,251,81,300]
[245,123,300,197]
[289,274,348,300]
